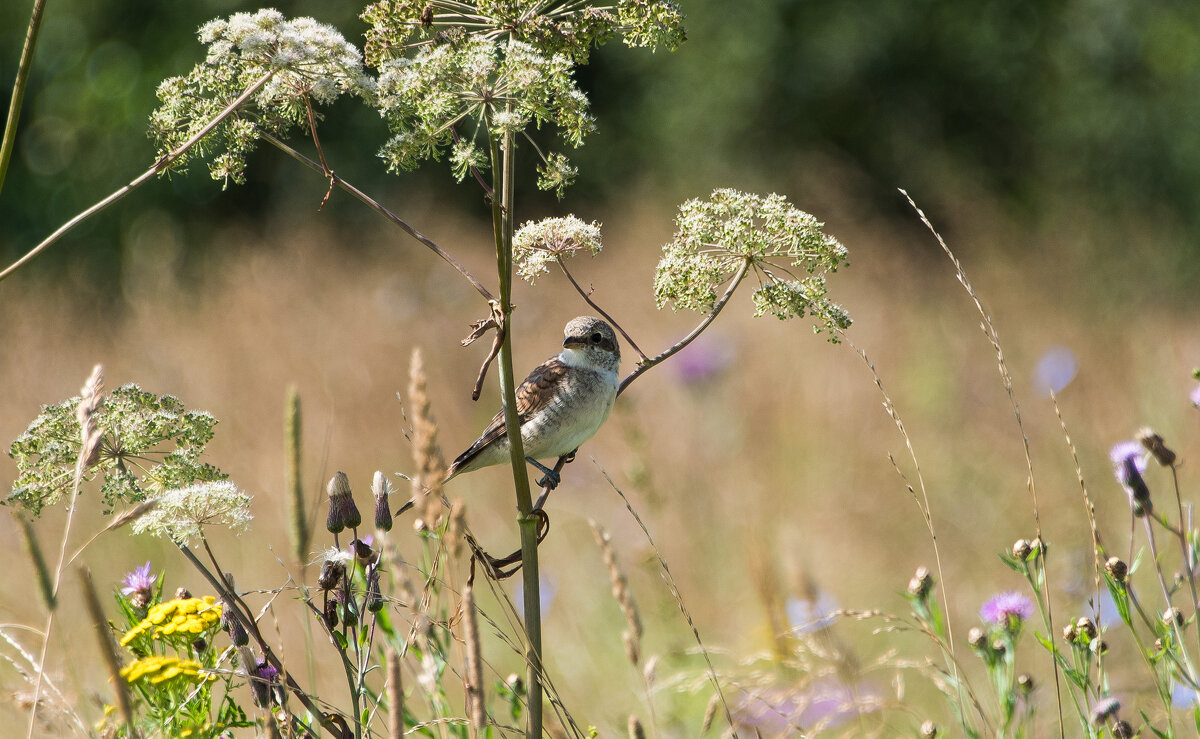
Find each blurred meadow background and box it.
[3,0,1200,736]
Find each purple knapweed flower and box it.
[981,591,1034,626]
[120,561,156,595]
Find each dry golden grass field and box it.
[2,174,1198,734]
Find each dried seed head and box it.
[908,567,933,599]
[1062,623,1077,643]
[1029,537,1047,557]
[920,720,939,738]
[409,349,447,528]
[1113,720,1133,739]
[1076,617,1097,642]
[326,471,361,533]
[967,627,987,649]
[991,639,1007,656]
[1163,607,1186,628]
[1011,539,1032,560]
[1105,556,1128,583]
[323,598,339,629]
[76,365,105,472]
[373,470,394,532]
[628,715,646,739]
[175,587,191,600]
[317,557,346,591]
[1138,427,1177,467]
[1089,639,1108,655]
[1017,673,1034,693]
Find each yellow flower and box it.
[120,596,222,646]
[120,655,214,686]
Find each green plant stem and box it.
[0,70,275,283]
[488,120,543,739]
[0,0,47,195]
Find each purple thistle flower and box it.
[980,591,1034,626]
[1111,440,1151,508]
[1190,385,1200,409]
[120,561,156,596]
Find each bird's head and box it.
[562,316,620,370]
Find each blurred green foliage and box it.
[4,0,1200,287]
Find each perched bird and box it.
[445,316,621,489]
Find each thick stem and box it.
[0,0,47,195]
[488,123,543,738]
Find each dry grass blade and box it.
[589,520,643,667]
[387,646,404,739]
[901,189,1064,735]
[462,583,486,736]
[594,462,735,735]
[77,566,139,738]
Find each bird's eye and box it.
[590,332,603,344]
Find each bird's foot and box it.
[526,457,560,489]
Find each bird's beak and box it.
[563,335,585,349]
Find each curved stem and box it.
[1,71,275,283]
[556,258,647,361]
[261,132,495,302]
[617,257,751,396]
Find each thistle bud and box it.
[175,587,191,600]
[1163,607,1186,628]
[1063,623,1077,642]
[908,567,933,599]
[1105,556,1127,583]
[373,470,394,532]
[326,471,361,533]
[1113,720,1133,739]
[1017,673,1034,693]
[1076,617,1097,642]
[920,720,939,738]
[967,627,987,649]
[365,568,385,613]
[323,598,339,630]
[1138,427,1177,467]
[1011,539,1032,560]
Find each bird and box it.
[445,316,621,490]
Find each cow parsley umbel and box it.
[654,189,851,339]
[513,216,602,283]
[150,10,373,187]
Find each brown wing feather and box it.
[448,357,569,473]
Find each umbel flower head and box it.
[362,0,684,195]
[653,189,851,340]
[130,481,252,543]
[150,9,373,187]
[513,216,602,283]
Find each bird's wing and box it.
[448,356,569,472]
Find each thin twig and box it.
[556,258,647,360]
[303,95,336,211]
[617,258,751,396]
[1,71,276,283]
[260,131,495,302]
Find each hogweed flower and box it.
[513,216,602,283]
[130,481,252,543]
[121,561,157,609]
[150,10,373,187]
[980,591,1034,632]
[362,0,684,195]
[653,189,850,340]
[326,471,361,533]
[8,383,225,516]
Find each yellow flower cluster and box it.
[120,596,222,646]
[120,654,214,686]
